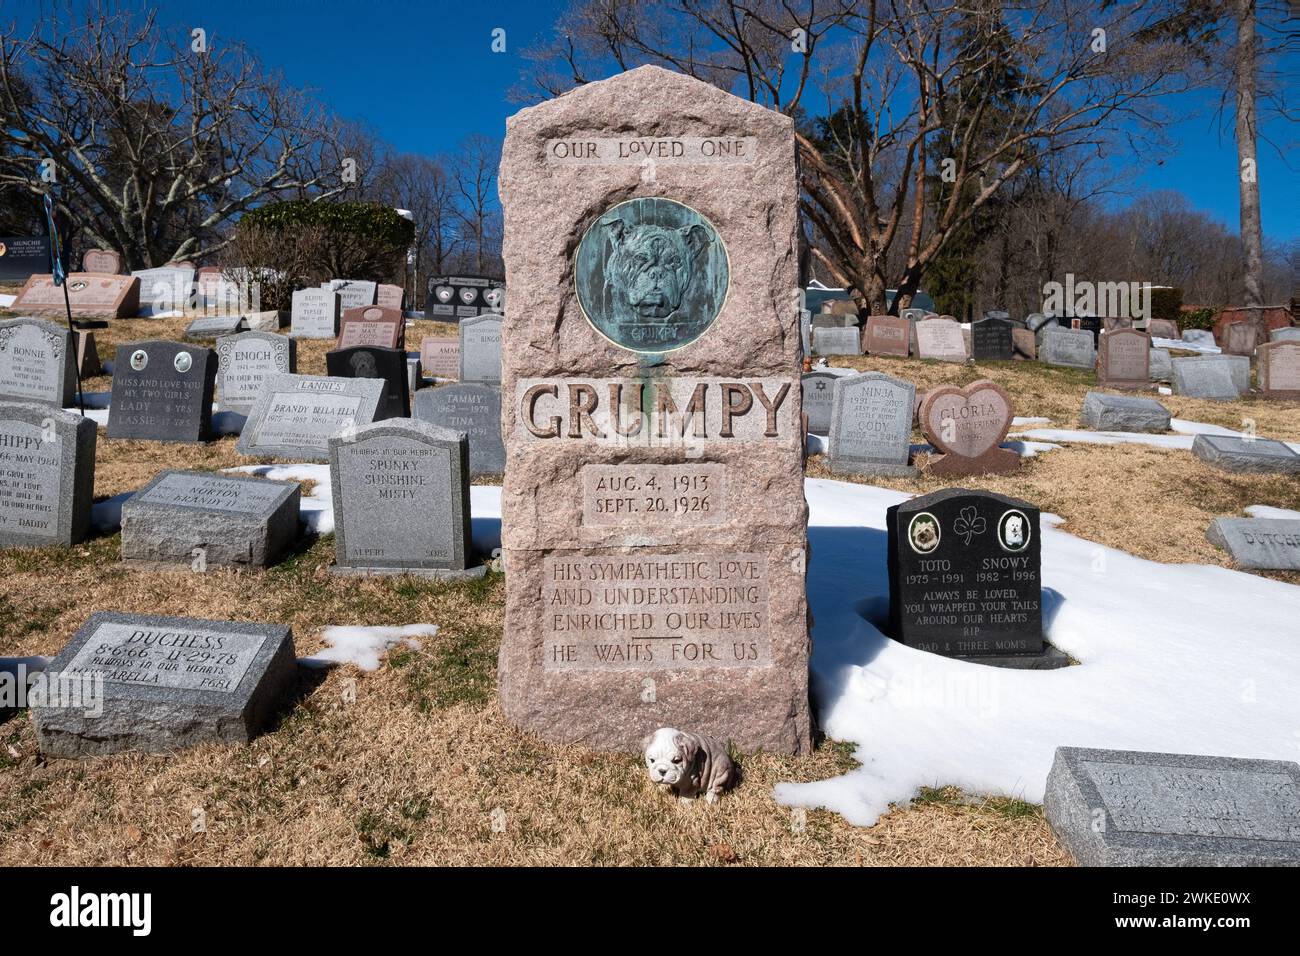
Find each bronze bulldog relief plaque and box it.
[574,197,729,353]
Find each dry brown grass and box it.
[0,316,1295,866]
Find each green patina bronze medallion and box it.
[575,197,728,352]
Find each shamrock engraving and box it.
[954,506,986,545]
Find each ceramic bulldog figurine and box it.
[643,727,736,803]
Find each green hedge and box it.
[241,200,413,249]
[1179,307,1216,332]
[1149,287,1182,324]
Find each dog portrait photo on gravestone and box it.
[1,0,1297,914]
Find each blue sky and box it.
[12,0,1297,241]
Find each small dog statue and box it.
[643,727,736,803]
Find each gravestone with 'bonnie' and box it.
[120,470,300,569]
[0,317,76,407]
[828,371,916,476]
[236,373,388,462]
[107,341,217,442]
[0,402,96,549]
[31,612,297,757]
[497,65,811,754]
[328,418,479,578]
[887,488,1044,660]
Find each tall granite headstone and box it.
[411,383,505,477]
[328,418,478,578]
[459,313,502,384]
[107,341,217,442]
[827,372,916,476]
[0,317,76,407]
[0,402,96,549]
[497,65,811,753]
[216,331,296,415]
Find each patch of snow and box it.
[1012,422,1300,453]
[773,478,1300,827]
[1157,386,1172,395]
[226,462,334,534]
[299,624,437,671]
[1153,336,1220,354]
[1004,439,1062,458]
[1011,417,1051,426]
[0,294,15,307]
[1245,505,1300,520]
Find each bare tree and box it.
[525,0,1199,314]
[370,152,463,298]
[451,134,502,274]
[0,8,349,269]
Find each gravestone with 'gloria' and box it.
[919,379,1018,476]
[497,65,811,754]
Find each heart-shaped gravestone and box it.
[82,248,122,275]
[920,379,1019,476]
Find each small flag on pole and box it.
[42,193,66,285]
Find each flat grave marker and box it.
[235,373,387,462]
[121,469,300,568]
[1044,747,1300,866]
[31,612,297,757]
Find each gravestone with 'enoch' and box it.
[1044,746,1300,866]
[31,611,297,757]
[497,65,811,754]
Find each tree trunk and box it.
[1235,0,1264,328]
